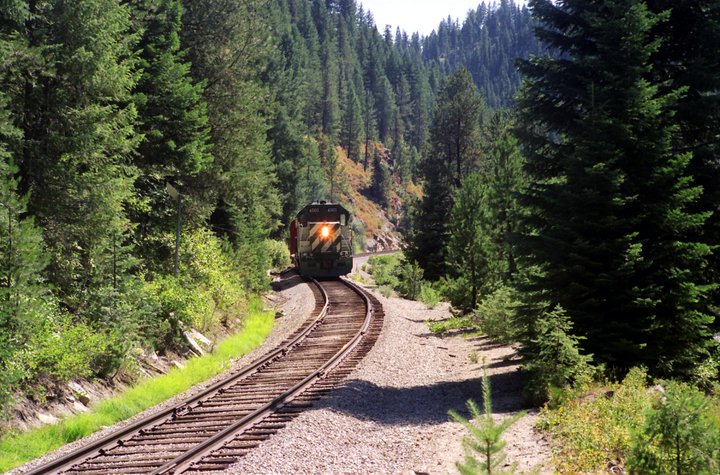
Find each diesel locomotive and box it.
[289,201,353,277]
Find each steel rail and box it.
[151,277,373,474]
[25,275,330,475]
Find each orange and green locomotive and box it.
[289,201,353,277]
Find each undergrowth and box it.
[540,367,720,473]
[0,299,274,472]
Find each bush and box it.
[524,305,594,403]
[429,316,475,336]
[419,282,440,309]
[473,285,519,344]
[265,239,291,271]
[540,367,652,472]
[396,259,423,299]
[367,254,400,287]
[22,313,111,383]
[628,381,720,475]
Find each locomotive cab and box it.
[290,201,353,277]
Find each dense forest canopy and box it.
[3,0,717,444]
[0,0,540,414]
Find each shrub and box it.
[429,316,475,336]
[524,305,594,403]
[265,239,291,271]
[22,313,111,383]
[379,285,393,298]
[396,259,423,299]
[473,285,519,344]
[419,282,440,309]
[367,254,400,287]
[540,367,652,472]
[628,381,720,475]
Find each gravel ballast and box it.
[228,259,553,474]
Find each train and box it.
[289,201,353,277]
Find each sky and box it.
[358,0,527,37]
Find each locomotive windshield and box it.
[300,204,350,225]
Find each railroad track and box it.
[25,276,384,475]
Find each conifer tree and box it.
[408,69,485,279]
[18,0,141,315]
[0,95,51,404]
[131,0,213,269]
[181,0,280,245]
[370,147,391,207]
[517,0,715,376]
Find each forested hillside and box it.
[0,0,538,419]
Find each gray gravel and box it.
[227,259,553,475]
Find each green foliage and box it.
[408,69,485,280]
[21,314,110,383]
[428,316,475,336]
[367,254,400,288]
[473,286,520,344]
[541,367,653,472]
[523,305,594,403]
[443,112,525,314]
[396,259,424,300]
[0,300,275,472]
[449,368,525,475]
[628,381,720,475]
[517,0,716,378]
[418,282,440,309]
[265,239,291,271]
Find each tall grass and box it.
[0,298,275,472]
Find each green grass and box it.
[0,298,275,473]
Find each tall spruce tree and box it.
[408,69,485,279]
[0,95,50,405]
[181,0,280,248]
[17,0,141,316]
[131,0,213,270]
[517,0,715,376]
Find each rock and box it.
[73,401,89,413]
[37,412,59,425]
[187,329,212,347]
[68,381,91,406]
[173,360,185,369]
[183,331,206,356]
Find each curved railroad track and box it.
[25,276,384,475]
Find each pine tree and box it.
[370,147,391,206]
[447,173,492,311]
[449,366,525,475]
[131,0,213,269]
[17,0,141,315]
[517,0,715,376]
[181,0,280,246]
[0,94,51,406]
[408,69,485,279]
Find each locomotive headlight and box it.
[321,226,330,239]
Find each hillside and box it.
[334,143,417,252]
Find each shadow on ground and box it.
[313,369,530,427]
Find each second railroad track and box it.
[25,275,384,475]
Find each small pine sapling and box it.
[449,367,526,475]
[628,381,720,475]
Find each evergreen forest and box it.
[0,0,539,416]
[2,0,720,470]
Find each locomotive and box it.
[289,201,353,277]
